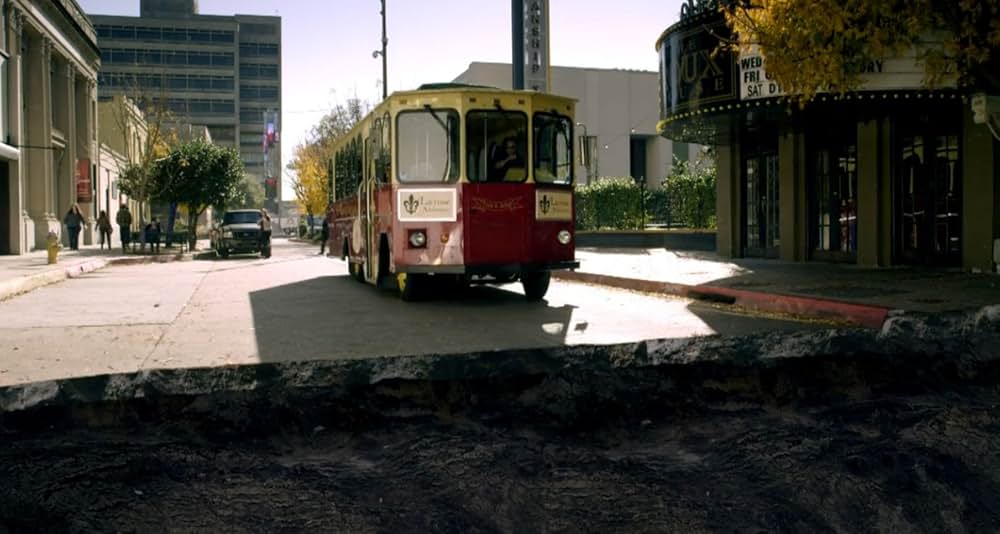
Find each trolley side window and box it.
[466,111,528,183]
[533,113,573,185]
[396,109,460,184]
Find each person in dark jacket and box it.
[116,205,133,252]
[63,204,85,250]
[319,207,331,255]
[96,210,113,250]
[144,217,162,254]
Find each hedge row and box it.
[574,158,716,231]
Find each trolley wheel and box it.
[397,272,422,301]
[350,261,365,283]
[521,271,551,301]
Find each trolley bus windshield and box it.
[534,113,573,185]
[396,109,460,183]
[467,111,528,183]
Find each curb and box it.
[0,252,188,302]
[552,270,892,329]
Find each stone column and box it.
[856,119,880,267]
[962,104,997,272]
[857,117,894,267]
[7,5,29,252]
[24,33,57,248]
[778,128,806,261]
[715,126,743,258]
[80,77,97,244]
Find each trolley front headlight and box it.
[408,230,427,248]
[557,230,572,245]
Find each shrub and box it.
[660,156,716,229]
[575,177,647,231]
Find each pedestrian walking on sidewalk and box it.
[63,204,84,250]
[259,208,273,258]
[319,208,330,255]
[96,210,113,250]
[116,205,132,253]
[144,217,162,254]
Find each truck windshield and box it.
[466,110,528,183]
[223,212,261,225]
[396,109,460,183]
[533,113,573,185]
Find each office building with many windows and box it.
[87,0,281,202]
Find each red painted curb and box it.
[552,270,891,329]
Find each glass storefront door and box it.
[743,151,780,258]
[809,133,858,262]
[895,124,961,266]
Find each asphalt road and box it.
[0,238,824,387]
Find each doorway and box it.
[743,150,780,258]
[894,121,961,266]
[629,136,648,184]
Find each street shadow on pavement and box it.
[249,275,576,363]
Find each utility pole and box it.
[512,0,524,90]
[375,0,388,100]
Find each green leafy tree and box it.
[228,177,265,210]
[151,140,245,249]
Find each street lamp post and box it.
[373,0,388,100]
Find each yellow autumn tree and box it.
[289,141,330,231]
[723,0,1000,101]
[287,98,370,231]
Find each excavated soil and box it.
[2,382,999,533]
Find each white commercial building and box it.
[0,0,101,254]
[453,62,702,188]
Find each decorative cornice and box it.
[41,37,52,62]
[8,5,23,36]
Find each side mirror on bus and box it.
[578,136,591,168]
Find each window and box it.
[162,29,185,41]
[533,113,573,184]
[466,110,527,183]
[189,76,211,91]
[241,23,277,35]
[212,100,234,114]
[212,53,234,66]
[111,49,136,63]
[189,52,211,66]
[240,108,264,122]
[136,27,161,40]
[223,211,261,225]
[810,130,858,258]
[111,26,135,39]
[212,77,233,90]
[189,100,212,114]
[212,30,235,43]
[396,109,460,183]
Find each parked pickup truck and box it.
[211,209,269,258]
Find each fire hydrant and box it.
[46,231,60,265]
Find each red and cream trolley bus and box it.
[328,84,578,301]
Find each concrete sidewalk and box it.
[556,248,1000,328]
[0,241,204,302]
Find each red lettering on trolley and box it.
[471,197,525,212]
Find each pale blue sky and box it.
[78,0,684,198]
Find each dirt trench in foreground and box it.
[2,382,999,533]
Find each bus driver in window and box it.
[490,136,524,182]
